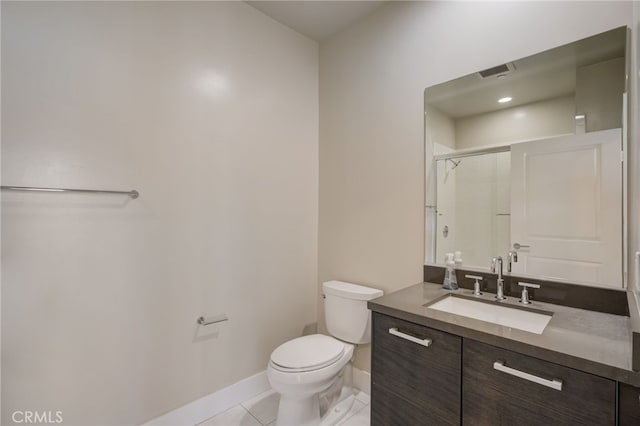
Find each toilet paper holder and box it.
[197,314,229,326]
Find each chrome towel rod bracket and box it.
[1,186,139,199]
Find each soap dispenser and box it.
[442,253,459,290]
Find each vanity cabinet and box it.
[463,339,616,425]
[619,383,640,426]
[371,312,461,425]
[371,312,620,425]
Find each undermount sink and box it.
[425,294,553,334]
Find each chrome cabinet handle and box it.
[513,243,530,250]
[493,361,563,391]
[388,327,432,347]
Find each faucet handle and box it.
[518,282,540,304]
[518,282,540,289]
[465,275,483,296]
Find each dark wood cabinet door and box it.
[372,312,461,425]
[372,384,450,426]
[619,382,640,426]
[462,339,615,426]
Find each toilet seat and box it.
[270,334,345,373]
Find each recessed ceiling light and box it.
[498,97,512,103]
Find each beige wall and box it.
[576,57,625,132]
[1,2,318,425]
[455,96,576,149]
[318,1,632,372]
[426,105,456,151]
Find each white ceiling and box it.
[246,1,386,41]
[426,27,627,119]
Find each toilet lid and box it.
[271,334,345,371]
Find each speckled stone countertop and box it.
[368,282,640,387]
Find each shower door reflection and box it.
[435,151,511,269]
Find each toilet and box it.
[267,280,383,426]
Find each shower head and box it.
[446,159,461,170]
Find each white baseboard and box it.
[352,367,370,395]
[143,371,270,426]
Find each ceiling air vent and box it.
[477,62,516,79]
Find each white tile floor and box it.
[197,389,370,426]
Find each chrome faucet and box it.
[491,256,507,300]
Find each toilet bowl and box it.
[268,334,355,426]
[267,281,383,426]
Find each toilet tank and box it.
[323,281,384,344]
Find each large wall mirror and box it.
[425,26,629,289]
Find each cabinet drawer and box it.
[372,384,451,426]
[463,339,615,426]
[372,312,461,424]
[619,383,640,426]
